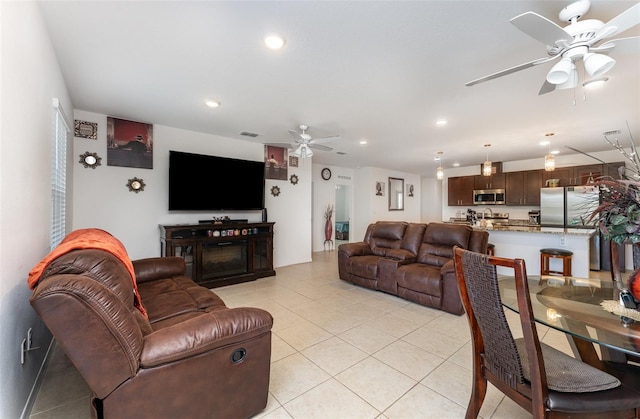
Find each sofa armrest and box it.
[440,259,455,276]
[133,257,186,283]
[338,242,372,257]
[140,307,273,367]
[385,248,416,262]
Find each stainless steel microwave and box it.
[473,189,505,205]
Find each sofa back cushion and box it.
[368,222,408,256]
[417,223,472,266]
[39,249,153,335]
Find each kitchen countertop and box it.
[444,220,595,236]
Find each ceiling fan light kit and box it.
[547,57,574,84]
[583,52,616,78]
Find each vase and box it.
[325,218,333,241]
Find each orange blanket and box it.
[28,228,148,319]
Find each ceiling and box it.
[38,1,640,176]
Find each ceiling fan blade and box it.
[595,3,640,40]
[594,36,640,55]
[308,144,333,152]
[465,55,558,86]
[538,80,556,95]
[310,135,340,144]
[288,129,303,141]
[510,11,572,48]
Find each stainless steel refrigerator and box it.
[540,186,600,269]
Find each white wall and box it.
[420,176,442,222]
[0,3,73,417]
[72,111,312,267]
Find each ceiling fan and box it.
[466,0,640,95]
[270,124,340,159]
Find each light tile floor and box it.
[31,250,605,419]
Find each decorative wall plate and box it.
[270,185,281,197]
[290,174,299,185]
[126,177,146,193]
[79,151,102,169]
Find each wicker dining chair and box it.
[453,247,640,419]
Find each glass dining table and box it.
[499,274,640,367]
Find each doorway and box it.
[335,184,351,246]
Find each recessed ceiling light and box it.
[435,119,448,127]
[551,150,560,155]
[539,140,550,146]
[453,162,460,167]
[205,100,220,108]
[583,77,608,89]
[264,33,286,50]
[359,140,368,145]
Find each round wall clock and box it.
[321,168,332,180]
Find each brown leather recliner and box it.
[338,221,488,315]
[30,245,272,419]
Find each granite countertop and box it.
[444,219,595,236]
[479,225,595,236]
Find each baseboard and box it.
[20,337,55,419]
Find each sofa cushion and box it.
[138,277,226,324]
[369,222,408,256]
[417,223,472,266]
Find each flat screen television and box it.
[168,150,265,211]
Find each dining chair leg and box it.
[466,373,487,419]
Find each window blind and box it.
[51,98,69,248]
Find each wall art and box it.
[107,117,153,169]
[264,145,288,180]
[375,181,385,196]
[74,120,97,139]
[407,184,415,197]
[79,151,102,169]
[126,177,146,193]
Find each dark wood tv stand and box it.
[159,222,275,288]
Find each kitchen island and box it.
[445,221,595,277]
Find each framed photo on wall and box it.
[107,117,153,169]
[375,181,385,196]
[265,145,288,180]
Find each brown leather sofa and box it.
[29,231,273,419]
[338,221,488,315]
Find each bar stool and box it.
[487,243,495,256]
[540,248,573,276]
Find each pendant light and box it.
[435,152,444,180]
[543,134,555,172]
[482,144,492,177]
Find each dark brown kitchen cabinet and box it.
[573,164,602,185]
[474,173,505,190]
[448,175,475,206]
[543,164,603,186]
[506,170,542,206]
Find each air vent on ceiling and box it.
[240,131,259,137]
[603,130,621,136]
